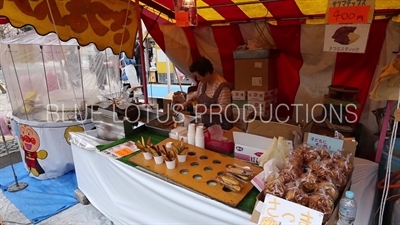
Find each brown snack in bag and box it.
[279,167,301,184]
[316,147,331,159]
[264,178,286,198]
[308,190,334,223]
[300,168,318,193]
[315,180,339,200]
[285,179,309,206]
[331,166,348,190]
[303,149,321,164]
[343,154,354,176]
[294,143,311,155]
[307,158,322,174]
[316,164,334,181]
[283,153,303,169]
[265,172,284,184]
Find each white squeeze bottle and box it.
[337,191,357,225]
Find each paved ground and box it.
[0,70,22,169]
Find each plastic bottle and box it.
[337,191,357,225]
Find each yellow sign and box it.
[0,0,139,58]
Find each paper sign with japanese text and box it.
[173,0,198,27]
[175,11,190,27]
[306,133,344,151]
[323,23,370,53]
[326,0,375,24]
[258,194,324,225]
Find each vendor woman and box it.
[180,56,233,130]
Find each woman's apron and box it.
[198,82,233,130]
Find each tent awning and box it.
[140,0,400,24]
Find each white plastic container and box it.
[177,154,187,162]
[153,155,164,164]
[142,152,152,160]
[165,159,176,169]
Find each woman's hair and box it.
[189,56,214,77]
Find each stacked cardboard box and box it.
[232,49,278,121]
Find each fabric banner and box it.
[12,118,94,180]
[0,0,138,58]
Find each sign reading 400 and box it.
[326,0,375,24]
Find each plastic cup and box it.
[166,141,173,148]
[177,154,187,162]
[142,152,153,160]
[196,126,204,137]
[153,155,164,164]
[188,134,195,145]
[188,124,196,135]
[165,159,176,169]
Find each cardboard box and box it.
[250,179,352,225]
[247,120,303,142]
[247,100,275,118]
[233,132,293,164]
[232,90,247,100]
[233,50,278,92]
[247,89,277,101]
[250,132,357,224]
[162,92,174,113]
[232,100,248,108]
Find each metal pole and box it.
[166,57,171,93]
[0,125,28,192]
[40,45,53,121]
[135,2,148,104]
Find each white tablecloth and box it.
[70,134,378,225]
[350,157,379,225]
[71,143,251,224]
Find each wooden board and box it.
[129,138,262,207]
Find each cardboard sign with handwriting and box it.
[257,194,323,225]
[306,133,344,151]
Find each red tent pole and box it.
[135,1,148,104]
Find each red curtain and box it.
[212,24,245,83]
[268,23,303,118]
[332,19,389,123]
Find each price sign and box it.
[326,0,375,24]
[175,11,189,27]
[328,6,370,23]
[257,194,324,225]
[306,133,344,151]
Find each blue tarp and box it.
[0,162,78,224]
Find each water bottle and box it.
[337,191,357,225]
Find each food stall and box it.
[0,31,119,180]
[0,0,398,224]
